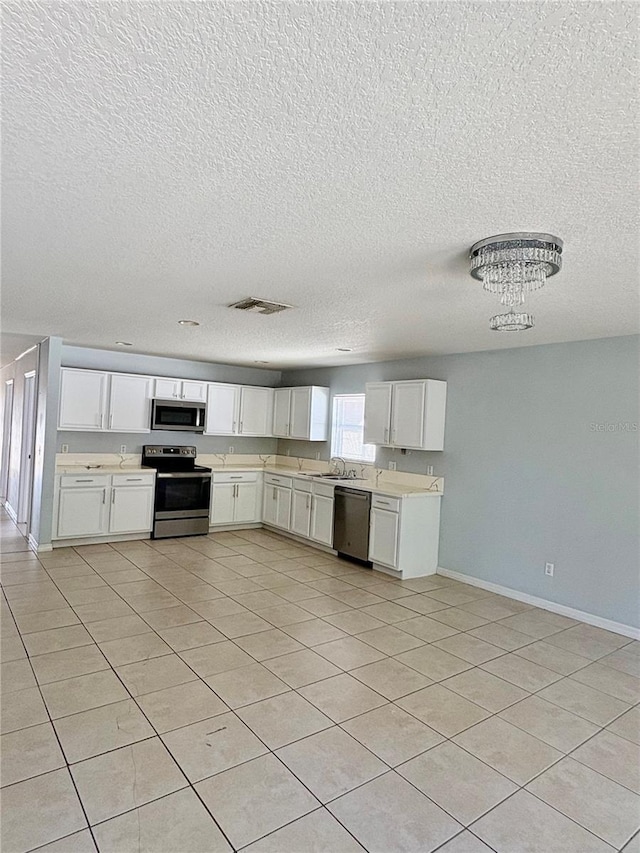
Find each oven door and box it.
[154,473,211,518]
[151,400,206,432]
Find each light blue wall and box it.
[280,336,640,628]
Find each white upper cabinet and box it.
[363,383,393,445]
[205,384,273,436]
[272,386,330,441]
[59,369,152,433]
[239,387,274,436]
[59,369,109,431]
[364,379,446,450]
[272,389,291,437]
[108,374,152,433]
[154,378,206,402]
[205,383,240,435]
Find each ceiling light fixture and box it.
[470,232,563,331]
[178,319,200,326]
[115,341,133,346]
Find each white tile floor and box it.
[1,510,639,853]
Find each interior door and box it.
[363,383,393,445]
[206,384,239,435]
[1,380,14,502]
[17,372,36,527]
[391,381,425,448]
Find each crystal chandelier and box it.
[469,232,563,331]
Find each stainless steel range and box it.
[142,445,211,539]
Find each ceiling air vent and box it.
[228,297,294,315]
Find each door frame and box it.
[17,370,37,530]
[0,379,15,503]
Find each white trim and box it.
[28,535,52,553]
[438,566,640,640]
[4,502,18,524]
[53,532,151,548]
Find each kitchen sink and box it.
[300,473,366,481]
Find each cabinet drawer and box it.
[213,471,259,484]
[293,479,313,493]
[372,494,400,512]
[265,474,292,488]
[312,482,335,498]
[60,474,110,488]
[111,473,155,487]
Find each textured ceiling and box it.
[2,1,638,368]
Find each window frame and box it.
[330,393,376,464]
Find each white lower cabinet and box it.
[310,490,334,546]
[54,472,155,540]
[263,474,292,531]
[291,482,312,537]
[57,486,109,538]
[210,472,262,526]
[368,492,442,577]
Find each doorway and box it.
[17,371,37,532]
[0,379,15,503]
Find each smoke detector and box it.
[228,297,294,315]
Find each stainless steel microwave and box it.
[151,400,206,432]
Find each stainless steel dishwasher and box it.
[333,486,372,566]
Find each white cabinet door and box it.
[364,383,393,445]
[154,378,181,400]
[211,483,236,525]
[272,388,291,437]
[369,507,399,568]
[234,482,260,524]
[109,487,154,533]
[59,369,108,431]
[275,486,292,530]
[310,494,334,546]
[240,387,273,436]
[291,489,312,537]
[391,381,426,448]
[57,487,108,538]
[262,484,278,526]
[289,388,311,439]
[108,375,151,432]
[181,381,207,403]
[206,384,240,435]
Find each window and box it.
[331,394,376,463]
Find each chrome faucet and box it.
[330,456,347,476]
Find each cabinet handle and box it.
[111,490,116,504]
[240,421,243,432]
[96,413,102,428]
[273,487,277,500]
[384,427,389,442]
[102,489,107,504]
[109,413,113,429]
[306,494,310,509]
[230,476,242,480]
[232,421,236,432]
[74,479,94,483]
[125,478,143,482]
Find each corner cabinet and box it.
[272,386,330,441]
[364,379,447,450]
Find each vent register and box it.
[228,297,293,315]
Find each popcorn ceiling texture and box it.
[2,1,638,366]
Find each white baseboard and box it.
[28,534,52,553]
[438,566,640,641]
[4,502,18,524]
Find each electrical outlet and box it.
[545,562,554,576]
[426,465,434,476]
[120,445,127,453]
[315,452,320,460]
[61,444,69,453]
[228,446,235,454]
[388,461,397,471]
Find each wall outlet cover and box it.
[228,446,235,453]
[545,562,555,576]
[426,465,434,475]
[315,452,320,460]
[61,444,69,453]
[120,445,127,453]
[388,461,397,470]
